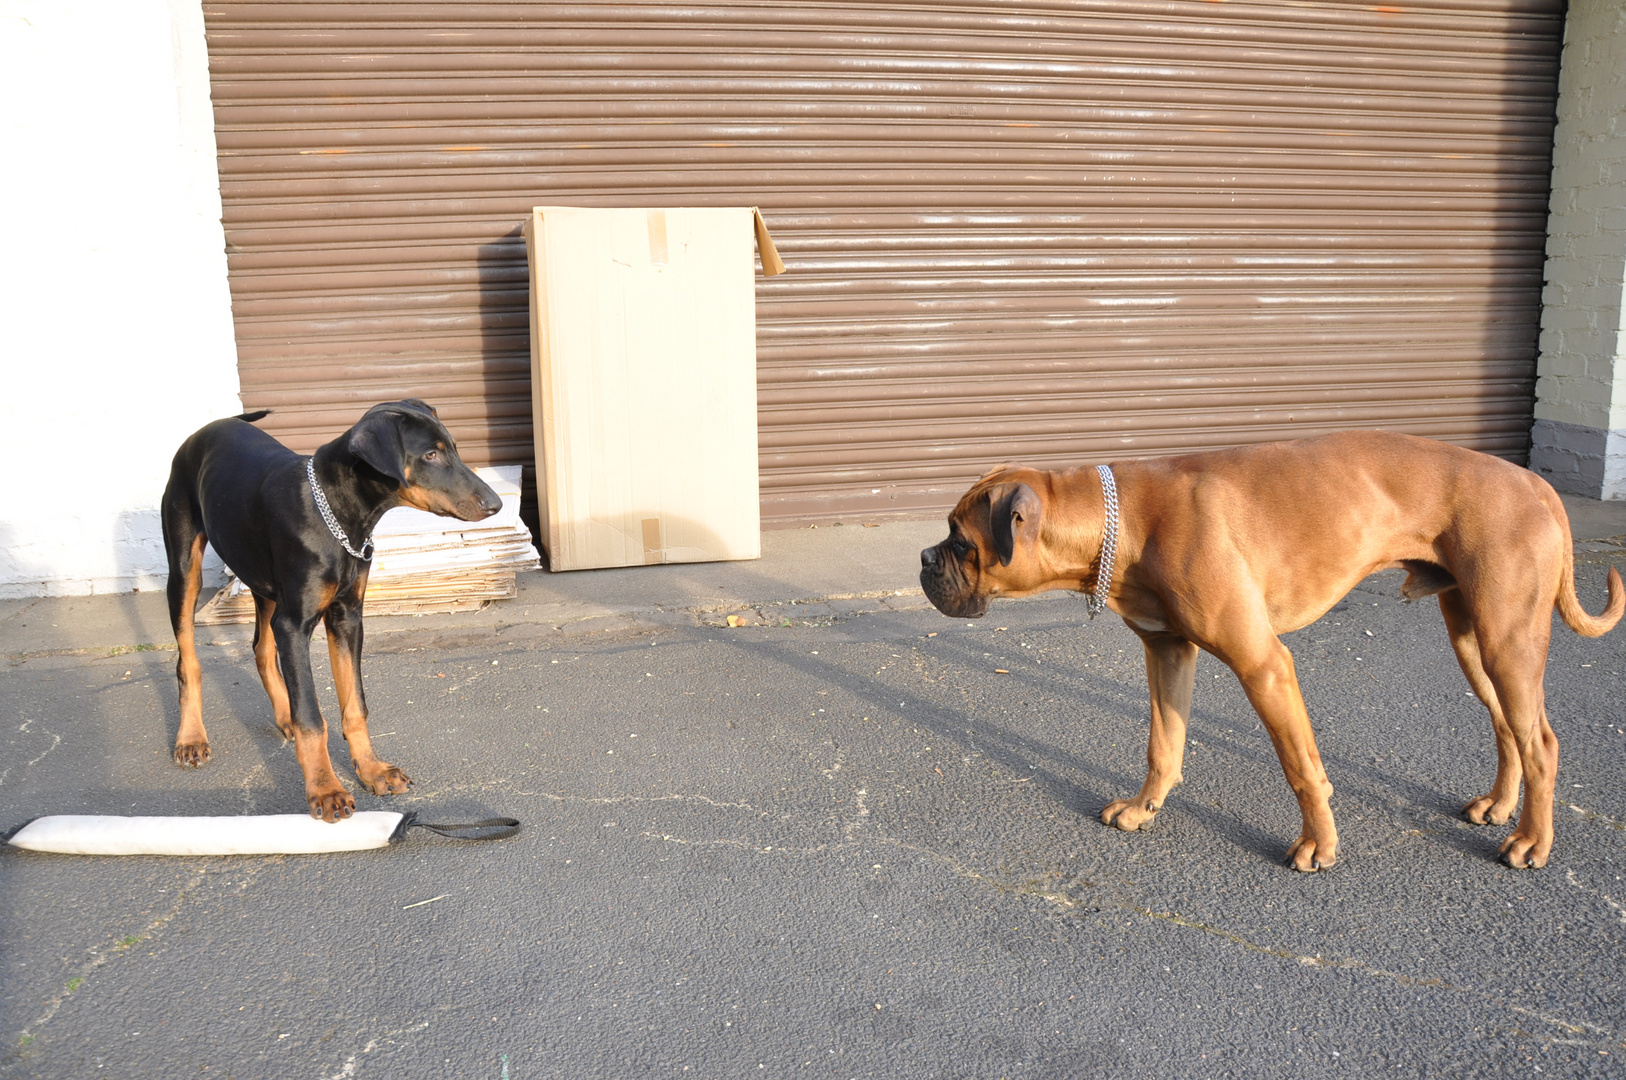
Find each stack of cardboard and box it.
[195,465,540,624]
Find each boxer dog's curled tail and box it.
[1556,560,1624,638]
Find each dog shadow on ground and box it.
[732,621,1306,866]
[741,600,1515,870]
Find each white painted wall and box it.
[1529,0,1626,499]
[0,0,242,597]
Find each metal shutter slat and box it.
[204,0,1562,522]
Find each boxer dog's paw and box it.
[1285,834,1336,872]
[1498,829,1550,869]
[1101,798,1160,832]
[1462,793,1516,826]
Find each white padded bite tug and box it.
[6,812,406,855]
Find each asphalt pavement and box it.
[2,496,1625,1079]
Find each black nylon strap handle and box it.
[392,813,521,842]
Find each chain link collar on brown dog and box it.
[306,456,374,561]
[1088,464,1119,619]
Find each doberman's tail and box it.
[237,409,272,423]
[1557,560,1624,638]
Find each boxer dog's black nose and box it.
[921,546,939,570]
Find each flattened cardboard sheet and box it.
[527,206,773,571]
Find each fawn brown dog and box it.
[920,431,1622,871]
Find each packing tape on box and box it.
[3,811,519,856]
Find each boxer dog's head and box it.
[920,468,1045,619]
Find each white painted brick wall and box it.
[0,0,243,597]
[1533,0,1626,431]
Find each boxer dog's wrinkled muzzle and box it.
[919,534,990,619]
[921,476,1043,620]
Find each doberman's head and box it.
[345,400,502,521]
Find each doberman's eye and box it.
[422,449,440,463]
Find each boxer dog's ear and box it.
[987,482,1042,567]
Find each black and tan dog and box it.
[921,431,1623,870]
[161,401,501,821]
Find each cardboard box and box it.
[525,206,782,571]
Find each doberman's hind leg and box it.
[325,592,411,795]
[1102,636,1198,833]
[252,594,297,741]
[163,492,211,768]
[1439,590,1521,826]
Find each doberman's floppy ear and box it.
[345,408,408,487]
[987,482,1042,568]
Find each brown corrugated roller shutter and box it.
[204,0,1563,523]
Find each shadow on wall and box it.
[113,506,168,594]
[479,226,541,549]
[114,507,226,595]
[115,507,228,591]
[0,520,36,601]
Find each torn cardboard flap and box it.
[526,206,785,276]
[752,207,785,276]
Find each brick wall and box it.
[1530,0,1626,500]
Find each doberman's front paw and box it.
[1463,793,1517,826]
[1101,798,1160,832]
[1285,834,1337,872]
[1498,830,1550,869]
[173,740,211,768]
[357,762,412,796]
[307,785,356,823]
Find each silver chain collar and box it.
[306,457,373,561]
[1088,464,1119,619]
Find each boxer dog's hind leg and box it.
[1488,671,1557,869]
[1450,547,1562,868]
[1497,704,1558,869]
[1103,636,1198,832]
[1474,619,1558,869]
[1439,590,1521,826]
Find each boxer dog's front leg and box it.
[1103,635,1198,832]
[1226,634,1338,871]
